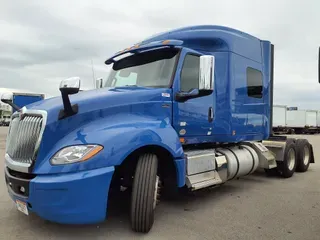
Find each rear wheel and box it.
[130,153,160,233]
[277,140,297,178]
[295,139,311,172]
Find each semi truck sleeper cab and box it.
[2,25,315,233]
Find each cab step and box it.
[186,170,223,191]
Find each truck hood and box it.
[26,86,172,125]
[19,86,174,174]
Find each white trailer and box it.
[306,110,317,127]
[304,110,318,133]
[317,111,320,128]
[286,110,306,134]
[272,105,287,134]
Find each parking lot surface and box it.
[0,126,319,240]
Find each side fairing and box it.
[261,40,272,139]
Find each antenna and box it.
[91,58,96,88]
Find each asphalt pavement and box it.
[0,126,319,240]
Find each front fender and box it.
[34,115,185,186]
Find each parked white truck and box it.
[272,105,287,134]
[286,110,306,134]
[273,108,320,135]
[317,111,320,131]
[0,103,12,126]
[305,110,318,133]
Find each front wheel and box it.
[130,153,160,233]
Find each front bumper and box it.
[5,166,114,224]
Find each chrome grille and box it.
[6,110,45,164]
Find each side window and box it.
[180,55,200,92]
[247,67,263,98]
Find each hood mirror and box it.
[58,77,80,120]
[1,92,13,104]
[1,92,20,111]
[59,77,80,94]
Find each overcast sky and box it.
[0,0,320,109]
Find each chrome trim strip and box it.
[5,153,31,173]
[27,110,48,158]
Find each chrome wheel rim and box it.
[287,148,296,171]
[303,145,310,165]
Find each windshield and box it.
[104,48,179,88]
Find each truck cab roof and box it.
[106,25,266,65]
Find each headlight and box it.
[50,145,103,165]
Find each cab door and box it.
[172,49,214,137]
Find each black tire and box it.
[130,153,159,233]
[295,139,311,172]
[264,168,278,177]
[277,139,297,178]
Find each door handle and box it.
[208,107,214,122]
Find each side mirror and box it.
[59,77,80,95]
[199,55,214,91]
[175,55,214,102]
[96,78,103,89]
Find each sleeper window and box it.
[247,67,263,98]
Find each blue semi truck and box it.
[1,25,316,233]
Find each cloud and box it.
[0,0,319,110]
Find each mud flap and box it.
[310,144,315,163]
